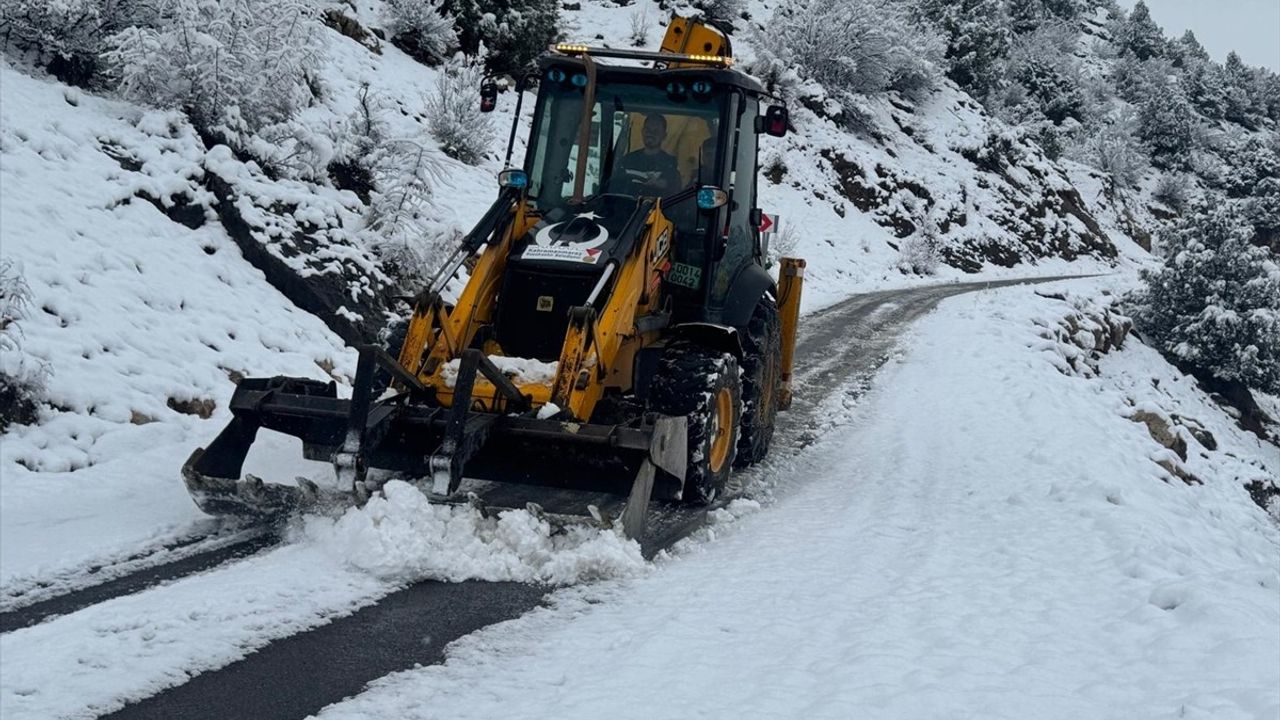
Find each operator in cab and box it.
[612,114,681,197]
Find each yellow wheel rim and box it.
[708,387,733,473]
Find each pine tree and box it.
[1113,1,1164,61]
[1136,204,1280,394]
[915,0,1011,100]
[442,0,559,74]
[1184,58,1227,121]
[1171,29,1209,66]
[1222,52,1259,127]
[1137,85,1196,170]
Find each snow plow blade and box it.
[183,348,686,539]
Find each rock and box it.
[1156,457,1201,486]
[168,397,216,419]
[1172,414,1218,451]
[1130,410,1188,461]
[129,410,155,425]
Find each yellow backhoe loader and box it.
[182,17,806,538]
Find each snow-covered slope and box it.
[311,278,1280,720]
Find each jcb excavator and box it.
[183,17,806,538]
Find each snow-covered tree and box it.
[1005,21,1084,125]
[103,0,324,134]
[1242,178,1280,249]
[442,0,559,73]
[1183,57,1228,121]
[425,53,495,165]
[1137,84,1197,170]
[1135,204,1280,394]
[1215,135,1280,199]
[1221,52,1261,127]
[1168,29,1208,68]
[750,0,943,123]
[915,0,1011,100]
[1111,0,1164,61]
[365,139,452,287]
[384,0,458,66]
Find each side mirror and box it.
[697,186,729,210]
[480,81,497,113]
[761,105,788,137]
[498,168,528,189]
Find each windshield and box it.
[525,68,726,213]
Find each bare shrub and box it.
[0,259,47,431]
[629,7,650,47]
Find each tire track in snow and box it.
[0,528,279,633]
[15,277,1084,720]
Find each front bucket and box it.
[181,374,687,538]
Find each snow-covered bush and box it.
[0,0,151,85]
[689,0,744,26]
[247,121,338,181]
[1067,112,1146,192]
[383,0,457,66]
[914,0,1011,101]
[425,53,495,165]
[750,0,942,123]
[0,259,46,431]
[443,0,559,73]
[1133,204,1280,394]
[1151,173,1191,212]
[1004,21,1084,125]
[897,200,941,274]
[366,141,451,286]
[1241,178,1280,249]
[102,0,324,134]
[328,83,389,201]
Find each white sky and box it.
[1116,0,1280,70]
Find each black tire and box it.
[735,298,782,467]
[648,344,742,505]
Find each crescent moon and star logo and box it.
[525,211,611,264]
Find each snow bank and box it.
[302,480,647,585]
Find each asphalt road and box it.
[91,276,1080,720]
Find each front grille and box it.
[495,267,598,361]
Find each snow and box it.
[4,3,1275,718]
[440,355,559,388]
[303,480,645,584]
[0,60,357,594]
[0,481,644,719]
[312,278,1279,720]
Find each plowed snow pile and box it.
[302,481,646,584]
[313,277,1280,720]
